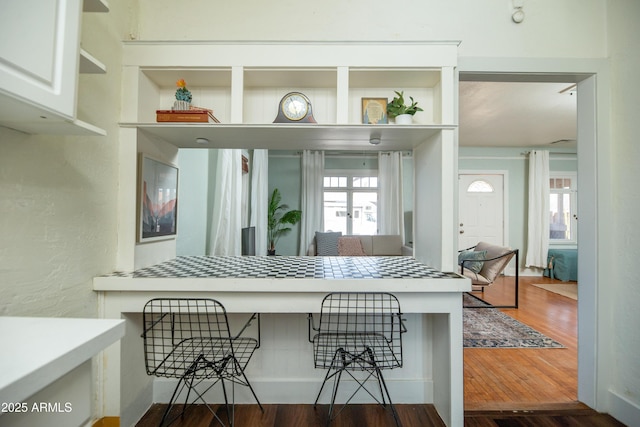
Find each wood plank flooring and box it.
[135,276,626,426]
[136,403,624,426]
[465,276,578,409]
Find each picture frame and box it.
[362,98,388,124]
[137,154,179,242]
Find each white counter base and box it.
[93,256,470,427]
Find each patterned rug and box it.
[463,294,564,348]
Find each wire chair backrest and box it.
[316,292,404,369]
[142,298,232,377]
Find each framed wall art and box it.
[362,97,388,124]
[138,154,178,242]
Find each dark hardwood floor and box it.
[135,276,627,426]
[136,402,624,426]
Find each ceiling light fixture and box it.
[369,137,381,145]
[195,137,210,144]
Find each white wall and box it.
[606,1,640,425]
[134,0,606,58]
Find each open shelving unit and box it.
[123,59,452,150]
[120,41,459,272]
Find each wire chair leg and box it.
[159,373,189,427]
[219,378,232,427]
[241,368,264,412]
[181,369,198,419]
[375,366,401,427]
[365,348,387,407]
[326,368,344,427]
[314,368,334,406]
[314,348,343,407]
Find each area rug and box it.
[463,294,564,348]
[531,283,578,300]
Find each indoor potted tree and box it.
[267,188,302,255]
[386,90,423,124]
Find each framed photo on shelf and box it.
[362,98,388,124]
[137,154,178,242]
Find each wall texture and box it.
[0,4,131,317]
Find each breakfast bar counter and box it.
[94,255,470,427]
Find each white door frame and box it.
[459,59,609,413]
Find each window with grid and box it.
[549,172,577,244]
[323,172,378,235]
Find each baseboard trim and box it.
[608,389,640,427]
[152,377,433,405]
[92,417,119,427]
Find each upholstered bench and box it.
[544,249,578,281]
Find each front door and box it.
[458,173,505,250]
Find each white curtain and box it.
[525,150,550,268]
[208,149,243,255]
[250,150,269,255]
[378,151,404,241]
[299,150,324,255]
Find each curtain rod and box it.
[521,151,576,156]
[294,151,412,157]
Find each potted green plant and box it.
[386,90,423,124]
[267,188,302,255]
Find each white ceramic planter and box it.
[394,114,413,125]
[173,100,191,111]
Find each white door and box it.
[458,174,505,250]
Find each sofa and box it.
[307,232,413,256]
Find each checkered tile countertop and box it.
[104,256,460,280]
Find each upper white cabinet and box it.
[120,42,458,150]
[0,0,107,135]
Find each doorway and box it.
[458,69,600,410]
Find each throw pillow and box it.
[315,231,342,256]
[458,250,487,274]
[337,237,367,256]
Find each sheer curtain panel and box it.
[525,150,550,268]
[209,149,243,255]
[378,152,404,240]
[299,150,324,255]
[250,150,269,255]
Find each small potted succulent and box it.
[387,90,423,124]
[173,79,192,110]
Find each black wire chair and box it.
[308,292,407,427]
[142,298,263,427]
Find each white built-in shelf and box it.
[83,0,109,12]
[0,95,106,136]
[124,123,455,150]
[79,48,106,74]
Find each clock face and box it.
[282,93,309,121]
